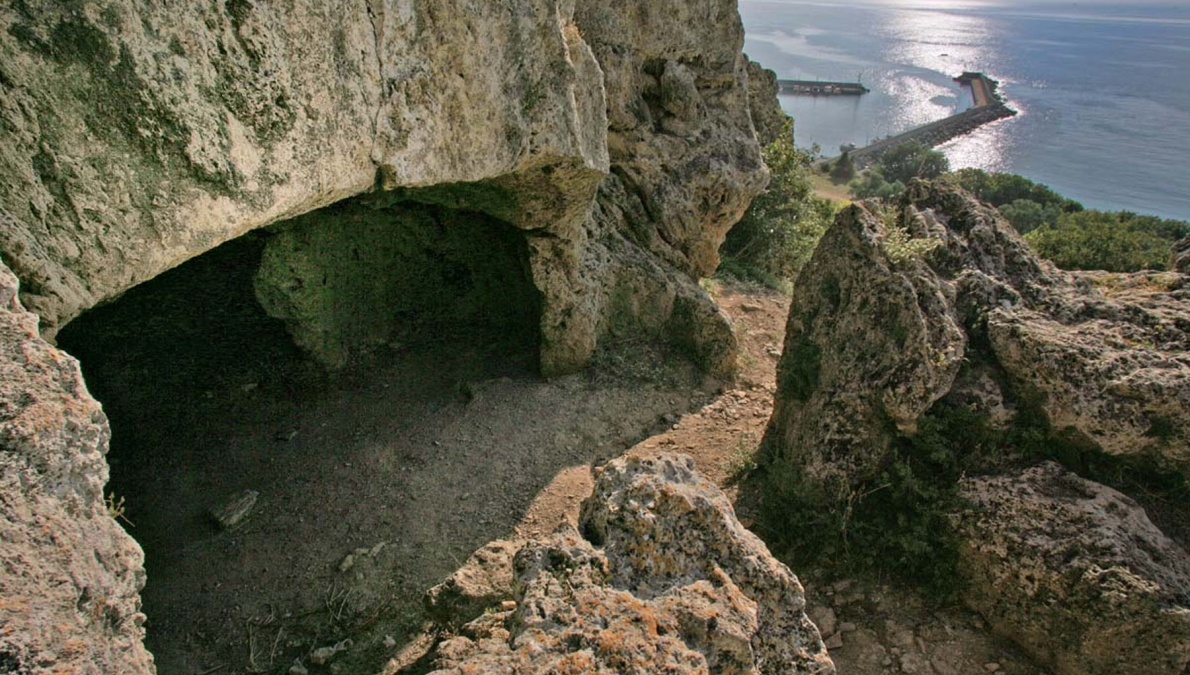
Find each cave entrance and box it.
[55,194,543,673]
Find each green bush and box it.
[948,168,1081,214]
[849,167,905,200]
[720,120,837,286]
[846,143,946,202]
[877,142,950,184]
[995,198,1063,234]
[1025,210,1190,272]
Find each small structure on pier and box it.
[777,79,869,96]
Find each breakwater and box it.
[778,79,869,96]
[843,72,1016,168]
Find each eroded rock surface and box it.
[762,180,1190,675]
[955,462,1190,675]
[764,180,1190,488]
[401,454,834,674]
[1,2,781,672]
[0,0,771,376]
[745,57,788,146]
[0,261,151,674]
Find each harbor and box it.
[838,72,1016,167]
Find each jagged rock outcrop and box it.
[762,180,1190,675]
[764,180,1190,489]
[0,260,152,674]
[954,462,1190,675]
[402,454,834,674]
[745,57,788,146]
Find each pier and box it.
[778,79,869,96]
[842,72,1015,168]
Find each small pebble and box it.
[984,663,1001,672]
[825,633,844,650]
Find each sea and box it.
[740,0,1190,220]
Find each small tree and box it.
[831,151,856,182]
[879,142,950,184]
[720,120,838,285]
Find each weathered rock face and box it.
[955,462,1190,675]
[764,180,1190,488]
[762,180,1190,675]
[2,3,776,673]
[0,0,768,376]
[0,261,152,674]
[406,454,834,674]
[745,57,788,146]
[577,0,766,280]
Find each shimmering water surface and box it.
[741,0,1190,219]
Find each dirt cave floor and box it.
[69,280,1048,675]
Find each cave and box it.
[54,194,549,673]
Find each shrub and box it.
[1025,210,1190,272]
[948,168,1081,214]
[878,142,950,184]
[849,167,905,200]
[720,120,837,286]
[996,198,1062,235]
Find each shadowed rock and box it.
[955,462,1190,675]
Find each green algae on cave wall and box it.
[254,198,543,368]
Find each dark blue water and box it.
[741,0,1190,219]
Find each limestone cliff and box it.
[0,1,776,672]
[0,0,769,376]
[745,57,788,146]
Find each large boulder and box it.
[764,180,1190,488]
[762,180,1190,675]
[407,454,834,674]
[954,462,1190,675]
[0,260,152,674]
